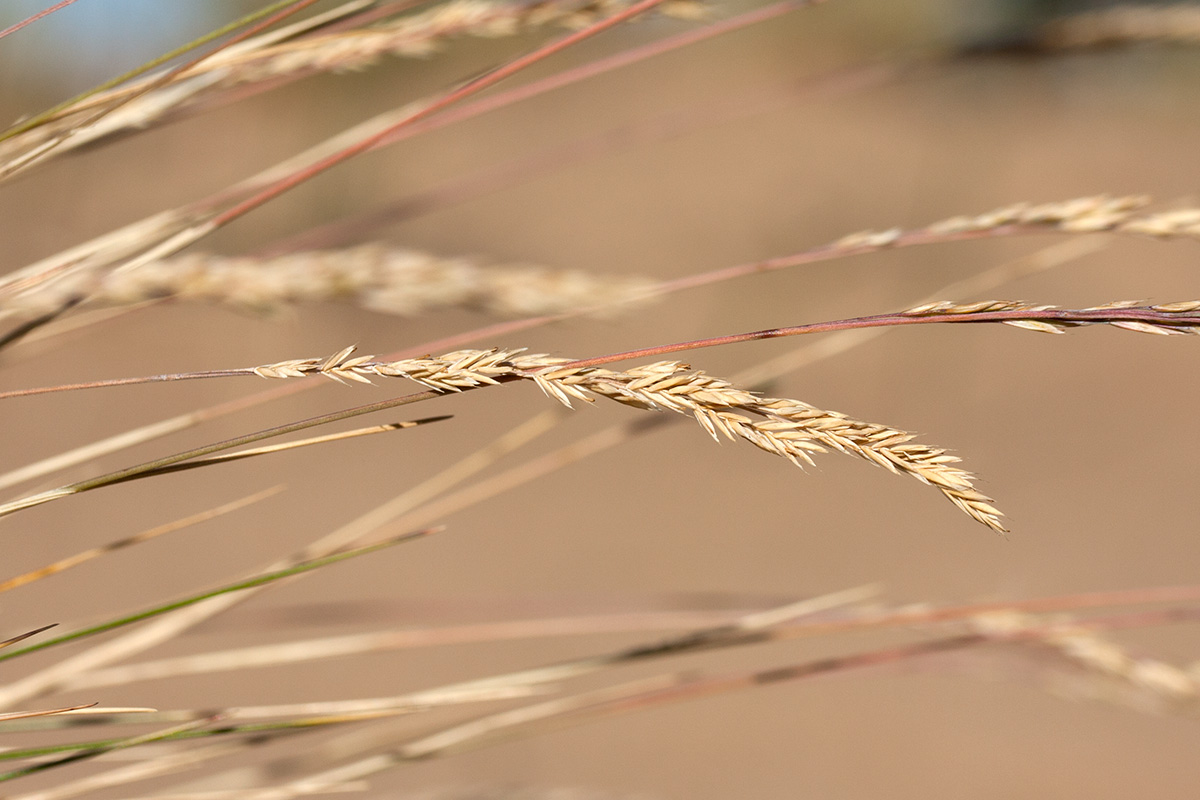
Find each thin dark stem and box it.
[0,624,57,649]
[0,387,471,518]
[64,400,455,494]
[0,295,81,352]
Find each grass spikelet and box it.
[0,246,657,322]
[836,195,1200,251]
[252,346,1006,530]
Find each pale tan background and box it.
[1,1,1199,797]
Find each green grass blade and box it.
[0,528,436,664]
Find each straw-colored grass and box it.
[1,1,1199,797]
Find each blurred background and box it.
[1,1,1199,797]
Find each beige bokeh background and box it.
[1,1,1199,797]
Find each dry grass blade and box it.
[0,529,437,665]
[0,529,437,710]
[33,591,1199,715]
[0,382,308,494]
[5,738,258,800]
[0,706,156,729]
[127,786,364,800]
[0,716,217,785]
[0,686,544,742]
[227,684,550,723]
[180,588,870,796]
[22,598,1197,799]
[0,488,282,595]
[0,624,58,649]
[268,407,566,559]
[59,609,760,692]
[719,584,1200,641]
[50,588,862,700]
[396,673,686,759]
[972,610,1200,709]
[0,400,452,518]
[0,482,460,709]
[0,514,393,707]
[531,295,1200,374]
[0,296,81,351]
[238,634,977,797]
[362,588,874,706]
[129,585,1200,797]
[118,418,450,481]
[0,704,98,724]
[412,633,986,759]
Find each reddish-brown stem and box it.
[551,305,1200,371]
[266,9,872,254]
[0,0,82,41]
[369,0,826,152]
[6,304,1196,398]
[784,584,1200,639]
[537,634,986,724]
[210,0,675,229]
[660,224,1039,295]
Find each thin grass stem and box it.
[0,528,436,664]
